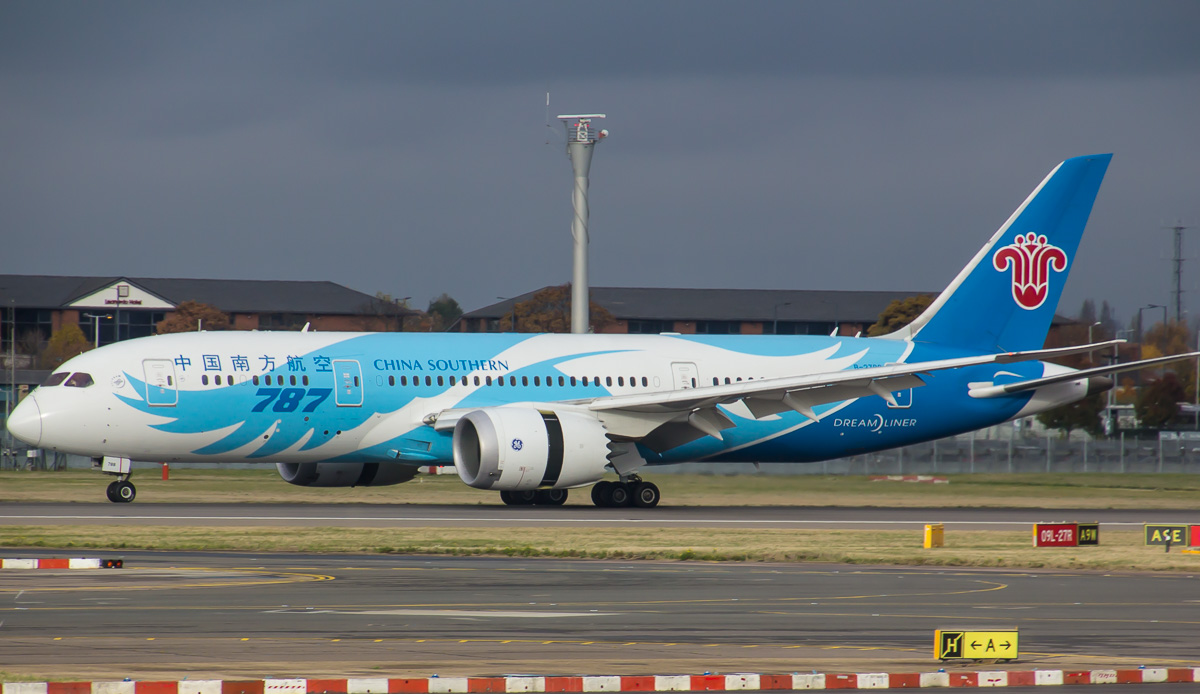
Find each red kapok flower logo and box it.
[992,232,1068,310]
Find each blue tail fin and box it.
[886,154,1112,352]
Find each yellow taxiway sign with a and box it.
[935,629,1018,660]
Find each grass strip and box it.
[3,525,1199,571]
[3,470,1200,508]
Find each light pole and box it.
[83,313,110,349]
[1087,320,1102,344]
[1137,304,1166,345]
[772,302,792,335]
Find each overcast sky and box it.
[3,1,1198,327]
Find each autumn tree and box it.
[157,301,232,334]
[1135,373,1186,429]
[39,324,92,370]
[427,293,463,332]
[504,284,616,333]
[866,295,934,337]
[1139,320,1194,400]
[1037,392,1105,438]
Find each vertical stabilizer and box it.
[884,154,1112,352]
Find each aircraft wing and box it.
[427,341,1126,447]
[968,351,1200,398]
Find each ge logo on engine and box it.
[511,438,523,451]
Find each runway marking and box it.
[264,608,617,618]
[0,568,333,594]
[0,514,1162,527]
[753,609,1200,626]
[0,580,1008,614]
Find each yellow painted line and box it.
[753,609,1200,626]
[0,568,334,594]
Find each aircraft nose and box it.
[6,393,42,447]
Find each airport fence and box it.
[2,428,1198,476]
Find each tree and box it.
[1135,373,1186,429]
[157,301,231,334]
[426,293,463,332]
[1098,300,1118,337]
[504,284,616,333]
[1078,299,1096,325]
[39,324,92,370]
[1036,393,1105,438]
[866,295,934,336]
[355,292,411,332]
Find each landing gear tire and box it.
[607,482,631,507]
[534,489,568,506]
[109,480,136,503]
[632,482,660,508]
[500,490,517,505]
[591,481,613,506]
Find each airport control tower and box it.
[558,114,608,334]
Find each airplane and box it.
[6,153,1194,506]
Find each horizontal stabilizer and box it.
[969,352,1200,398]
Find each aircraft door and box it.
[143,359,178,407]
[333,359,364,407]
[671,362,699,390]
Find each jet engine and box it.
[452,407,611,490]
[275,462,418,487]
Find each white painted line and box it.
[0,514,1167,527]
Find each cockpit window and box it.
[64,372,94,388]
[42,372,70,387]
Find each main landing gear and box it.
[499,489,569,506]
[106,479,136,503]
[591,476,659,508]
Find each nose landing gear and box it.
[95,456,136,503]
[105,480,136,503]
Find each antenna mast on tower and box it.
[557,113,608,334]
[1170,223,1190,323]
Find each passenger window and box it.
[425,376,432,386]
[533,376,540,386]
[303,375,309,386]
[253,375,259,386]
[388,375,395,386]
[401,376,408,386]
[642,377,648,387]
[437,376,444,386]
[606,376,612,387]
[474,376,480,386]
[449,375,456,386]
[486,376,493,386]
[582,376,589,386]
[202,375,209,386]
[522,376,528,386]
[42,373,70,387]
[558,376,565,386]
[725,377,731,384]
[509,376,516,386]
[64,372,94,388]
[289,375,296,386]
[497,377,504,387]
[618,377,624,386]
[712,378,719,386]
[570,376,577,386]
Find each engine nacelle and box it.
[453,407,611,490]
[275,462,418,487]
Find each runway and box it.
[2,549,1199,681]
[1,502,1195,529]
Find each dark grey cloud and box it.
[1,1,1198,325]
